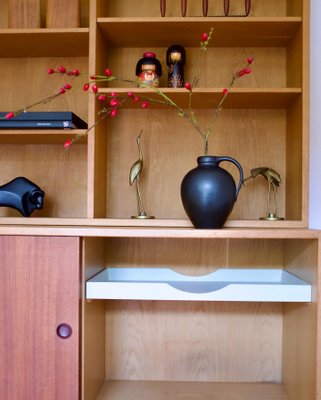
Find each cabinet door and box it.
[0,236,81,400]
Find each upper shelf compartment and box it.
[0,28,89,57]
[97,17,302,48]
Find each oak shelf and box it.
[99,87,302,109]
[95,380,290,400]
[0,28,89,57]
[0,129,88,144]
[97,17,302,47]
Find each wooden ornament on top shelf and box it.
[46,0,80,28]
[8,0,41,28]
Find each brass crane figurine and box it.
[129,130,154,219]
[243,167,284,220]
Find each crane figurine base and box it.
[131,214,155,219]
[260,213,284,221]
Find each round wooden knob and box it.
[57,323,72,339]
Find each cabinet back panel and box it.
[0,0,89,28]
[105,109,287,220]
[104,238,285,273]
[102,238,285,382]
[104,300,282,382]
[106,0,288,17]
[106,47,286,89]
[0,57,88,121]
[0,144,87,217]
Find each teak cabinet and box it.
[0,1,320,400]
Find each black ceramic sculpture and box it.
[0,177,44,217]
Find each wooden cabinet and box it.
[0,236,81,400]
[0,1,319,400]
[0,0,310,228]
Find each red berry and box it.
[141,101,149,109]
[5,112,14,119]
[98,95,107,102]
[184,82,192,91]
[244,67,252,74]
[73,68,80,76]
[105,68,113,77]
[64,139,73,149]
[83,83,90,91]
[90,75,97,80]
[247,57,254,65]
[201,32,209,42]
[127,91,134,97]
[133,96,140,102]
[64,83,72,90]
[47,68,55,75]
[109,98,119,107]
[238,69,245,77]
[92,84,98,93]
[59,87,66,94]
[222,88,228,95]
[58,65,66,73]
[110,92,118,97]
[110,108,118,118]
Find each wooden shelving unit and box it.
[0,1,320,400]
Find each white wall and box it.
[309,0,321,228]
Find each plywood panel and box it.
[0,144,87,218]
[0,57,88,120]
[46,0,80,28]
[105,109,286,220]
[105,300,282,382]
[107,47,286,89]
[107,0,287,17]
[104,237,227,275]
[8,0,41,28]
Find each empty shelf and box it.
[86,268,311,302]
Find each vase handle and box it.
[215,156,244,200]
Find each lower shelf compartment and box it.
[86,268,311,302]
[96,381,289,400]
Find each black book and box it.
[0,112,88,129]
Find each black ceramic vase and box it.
[181,156,243,229]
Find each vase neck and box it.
[197,156,219,166]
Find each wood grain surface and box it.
[0,236,81,400]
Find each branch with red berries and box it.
[4,29,254,155]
